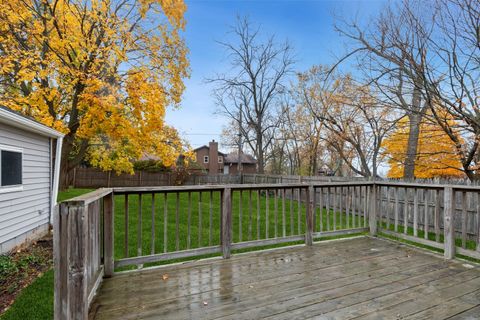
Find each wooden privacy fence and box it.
[54,180,480,319]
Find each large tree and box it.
[0,0,189,187]
[210,17,294,173]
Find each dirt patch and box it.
[0,235,53,314]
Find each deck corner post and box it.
[104,192,114,277]
[222,187,232,258]
[305,185,314,246]
[443,186,455,259]
[369,184,378,236]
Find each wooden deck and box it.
[89,237,480,319]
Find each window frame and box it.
[218,156,223,163]
[0,144,24,193]
[204,155,209,163]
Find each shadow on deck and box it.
[89,237,480,320]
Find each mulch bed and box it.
[0,235,53,314]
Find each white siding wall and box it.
[0,122,51,253]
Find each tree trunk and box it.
[256,130,264,174]
[404,112,422,180]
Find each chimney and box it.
[208,140,219,175]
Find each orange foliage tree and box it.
[0,0,189,187]
[383,115,464,178]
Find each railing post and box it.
[444,187,455,259]
[222,187,232,258]
[68,204,88,320]
[305,185,314,246]
[369,184,377,236]
[104,192,114,277]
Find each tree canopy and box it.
[0,0,189,185]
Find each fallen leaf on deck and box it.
[203,301,208,306]
[162,274,169,280]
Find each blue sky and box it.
[166,0,387,149]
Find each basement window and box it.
[0,145,23,193]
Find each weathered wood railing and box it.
[54,181,480,319]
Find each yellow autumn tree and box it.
[0,0,189,186]
[383,113,464,178]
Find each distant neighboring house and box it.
[0,107,64,253]
[223,152,257,175]
[193,140,257,175]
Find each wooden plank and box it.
[62,188,113,206]
[124,194,129,258]
[115,246,222,268]
[326,187,330,231]
[386,187,390,229]
[103,193,114,277]
[477,192,480,253]
[222,188,232,258]
[266,189,269,239]
[297,188,301,234]
[290,188,294,235]
[274,189,278,238]
[352,186,356,228]
[312,227,368,239]
[444,186,455,259]
[54,204,67,320]
[381,229,444,250]
[231,235,306,250]
[333,187,337,231]
[364,186,368,228]
[455,246,480,260]
[339,187,343,228]
[318,188,324,232]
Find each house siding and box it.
[0,122,51,253]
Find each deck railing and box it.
[54,181,480,320]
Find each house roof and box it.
[0,106,64,138]
[224,152,257,164]
[193,145,227,156]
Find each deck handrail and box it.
[54,180,480,320]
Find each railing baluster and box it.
[339,187,343,228]
[386,187,391,230]
[435,189,440,242]
[137,193,142,258]
[248,190,253,241]
[290,188,294,235]
[476,192,480,253]
[297,188,301,234]
[151,193,155,255]
[256,190,260,240]
[318,187,323,232]
[394,187,399,232]
[326,187,330,231]
[346,187,350,229]
[164,193,167,253]
[424,190,429,240]
[413,188,419,237]
[266,190,269,239]
[274,189,278,238]
[199,192,203,246]
[333,187,337,231]
[363,186,368,228]
[239,190,243,242]
[282,188,286,237]
[175,192,179,251]
[462,191,467,249]
[404,188,409,234]
[352,187,356,228]
[124,194,129,258]
[187,192,191,249]
[209,191,213,246]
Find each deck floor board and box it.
[90,237,480,320]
